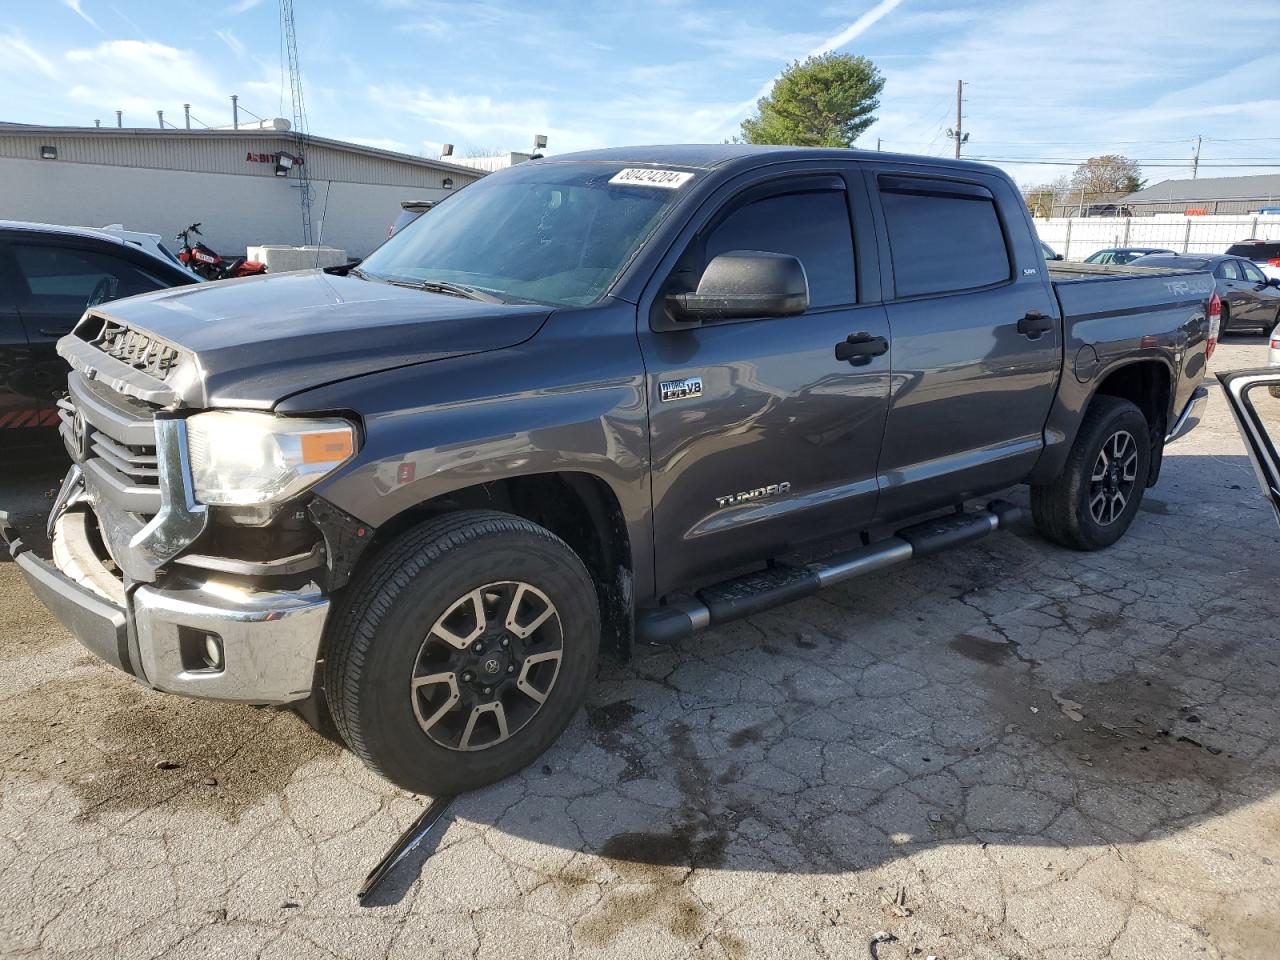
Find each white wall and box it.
[1035,213,1280,261]
[0,157,451,259]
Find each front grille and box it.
[88,319,182,383]
[61,376,162,517]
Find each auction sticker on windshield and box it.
[609,168,695,189]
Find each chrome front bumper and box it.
[1166,385,1210,444]
[2,507,329,705]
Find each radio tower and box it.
[280,0,313,244]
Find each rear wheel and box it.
[323,510,600,794]
[1031,396,1151,551]
[1219,302,1231,335]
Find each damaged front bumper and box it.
[1,500,330,706]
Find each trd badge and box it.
[659,376,703,403]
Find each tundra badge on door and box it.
[660,376,703,403]
[715,482,791,509]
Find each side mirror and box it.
[1218,370,1280,529]
[1053,253,1065,261]
[1269,277,1280,289]
[667,251,809,323]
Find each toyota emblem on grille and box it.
[70,410,89,461]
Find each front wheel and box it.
[323,511,600,794]
[1031,396,1152,551]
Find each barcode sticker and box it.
[609,168,695,189]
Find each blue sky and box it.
[3,0,1279,189]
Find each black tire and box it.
[1031,396,1151,551]
[1219,302,1230,335]
[323,510,600,794]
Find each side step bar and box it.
[635,500,1022,646]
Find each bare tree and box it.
[1070,155,1144,196]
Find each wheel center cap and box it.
[482,656,502,676]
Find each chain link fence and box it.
[1034,214,1280,261]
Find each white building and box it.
[0,122,486,258]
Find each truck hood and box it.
[80,269,552,408]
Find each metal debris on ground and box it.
[358,795,456,904]
[869,930,897,959]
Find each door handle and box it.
[834,332,888,364]
[1017,311,1055,339]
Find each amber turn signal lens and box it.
[301,430,355,464]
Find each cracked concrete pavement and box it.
[1,340,1278,960]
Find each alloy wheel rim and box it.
[410,580,563,751]
[1089,429,1139,526]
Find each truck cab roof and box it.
[547,144,1006,177]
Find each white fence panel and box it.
[1034,213,1280,261]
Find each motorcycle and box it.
[176,223,267,281]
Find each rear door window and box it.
[878,176,1011,297]
[703,189,856,308]
[1216,260,1243,281]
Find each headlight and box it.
[186,411,356,506]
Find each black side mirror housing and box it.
[1269,277,1280,289]
[666,251,809,324]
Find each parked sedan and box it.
[1133,253,1280,334]
[1084,247,1175,265]
[0,221,199,447]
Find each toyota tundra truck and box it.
[0,145,1215,794]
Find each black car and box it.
[1084,247,1175,265]
[0,221,199,446]
[1134,253,1280,334]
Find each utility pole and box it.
[115,110,122,128]
[945,80,969,158]
[184,104,191,129]
[157,110,165,129]
[1191,135,1202,179]
[876,137,881,151]
[231,94,239,130]
[954,79,963,159]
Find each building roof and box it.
[1123,174,1280,203]
[0,122,485,179]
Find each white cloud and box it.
[214,29,247,59]
[62,0,99,30]
[865,0,1280,183]
[229,0,265,12]
[700,0,909,137]
[61,41,235,124]
[0,34,61,81]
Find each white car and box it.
[1226,240,1280,281]
[88,224,201,278]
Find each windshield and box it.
[359,161,692,307]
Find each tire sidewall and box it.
[1071,406,1150,549]
[352,527,598,794]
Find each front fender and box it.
[281,303,655,598]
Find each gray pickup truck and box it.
[1,145,1215,794]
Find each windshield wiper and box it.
[355,270,508,303]
[410,279,505,303]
